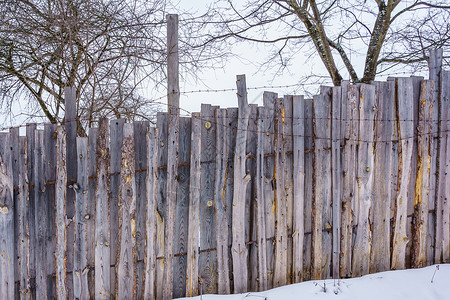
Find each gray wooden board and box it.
[352,84,376,277]
[34,130,48,300]
[75,137,89,300]
[44,123,58,299]
[133,121,150,300]
[185,115,201,297]
[95,118,111,299]
[303,99,314,281]
[26,124,36,298]
[173,117,191,298]
[0,133,15,299]
[117,123,137,300]
[340,85,359,278]
[156,113,168,299]
[87,127,98,297]
[199,104,218,294]
[65,87,77,299]
[110,118,125,296]
[371,81,394,273]
[9,127,19,298]
[262,92,277,288]
[292,95,305,283]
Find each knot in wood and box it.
[1,206,8,214]
[205,121,212,130]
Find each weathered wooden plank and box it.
[352,84,376,277]
[303,99,314,281]
[185,114,201,297]
[437,71,450,263]
[167,14,180,110]
[198,104,217,294]
[313,89,332,280]
[95,118,111,299]
[411,80,434,268]
[117,123,137,300]
[273,98,288,287]
[392,78,415,270]
[65,87,77,299]
[371,81,394,273]
[0,132,15,299]
[262,92,277,288]
[134,121,149,300]
[340,85,359,278]
[9,126,19,298]
[44,124,57,298]
[292,95,305,283]
[55,127,68,299]
[34,130,48,300]
[87,128,98,297]
[74,137,89,300]
[173,117,191,298]
[26,123,36,299]
[232,75,250,293]
[156,113,167,299]
[330,87,341,279]
[162,106,180,299]
[255,107,268,291]
[214,109,231,294]
[110,118,124,295]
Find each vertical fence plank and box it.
[340,85,359,278]
[255,107,268,291]
[273,98,288,287]
[134,121,150,299]
[74,137,89,299]
[214,109,231,294]
[87,128,98,297]
[352,84,376,277]
[0,133,15,299]
[55,127,67,299]
[117,124,137,299]
[371,81,394,273]
[95,118,111,299]
[262,92,277,288]
[34,130,47,300]
[292,95,305,283]
[392,78,415,270]
[411,80,434,268]
[26,124,36,298]
[185,114,201,297]
[144,127,158,299]
[9,127,19,298]
[44,123,57,298]
[438,71,450,263]
[232,75,250,293]
[162,106,180,299]
[110,118,124,295]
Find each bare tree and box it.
[198,0,450,86]
[0,0,221,133]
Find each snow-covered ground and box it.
[177,264,450,300]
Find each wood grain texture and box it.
[74,137,89,300]
[371,81,394,273]
[292,95,305,283]
[214,109,231,294]
[87,128,98,297]
[9,127,19,298]
[0,133,15,299]
[26,124,36,299]
[95,118,111,299]
[55,127,68,299]
[167,14,179,110]
[232,75,251,293]
[34,130,48,300]
[185,114,201,297]
[411,80,434,268]
[117,124,137,300]
[392,78,415,270]
[340,85,359,278]
[144,127,158,300]
[352,84,376,277]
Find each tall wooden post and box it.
[167,14,179,112]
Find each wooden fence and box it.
[1,51,450,299]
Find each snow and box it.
[176,265,450,300]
